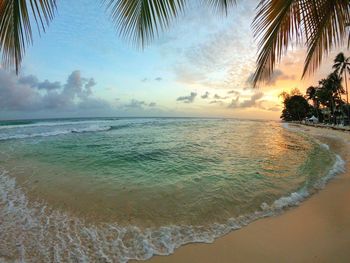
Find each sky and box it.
[0,0,346,120]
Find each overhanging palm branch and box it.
[103,0,236,48]
[0,0,236,73]
[302,1,350,77]
[0,0,57,74]
[252,0,350,87]
[2,0,348,88]
[252,0,303,87]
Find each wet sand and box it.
[148,124,350,263]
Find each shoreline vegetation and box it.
[147,123,350,263]
[280,52,350,127]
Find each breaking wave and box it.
[0,125,112,141]
[0,151,345,263]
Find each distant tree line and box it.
[280,53,350,125]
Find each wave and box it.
[0,120,36,127]
[109,124,133,130]
[0,119,113,130]
[0,125,112,141]
[0,147,345,262]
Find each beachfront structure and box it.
[307,116,319,124]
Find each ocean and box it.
[0,118,344,262]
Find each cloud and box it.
[19,74,61,91]
[201,91,210,99]
[267,106,281,112]
[149,102,157,107]
[176,92,197,103]
[266,70,295,85]
[246,70,295,87]
[227,90,240,96]
[213,94,229,100]
[227,96,240,108]
[123,99,157,109]
[209,100,224,106]
[169,1,258,91]
[141,77,163,82]
[18,75,38,88]
[0,71,41,111]
[0,69,108,112]
[228,92,264,109]
[37,80,61,91]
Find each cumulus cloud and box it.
[176,92,197,103]
[37,80,61,91]
[201,91,210,99]
[18,75,38,88]
[0,69,108,112]
[18,74,61,91]
[228,92,264,109]
[154,77,162,81]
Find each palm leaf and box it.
[103,0,236,48]
[0,0,56,74]
[252,0,350,87]
[251,0,302,87]
[103,0,187,48]
[302,0,350,77]
[202,0,236,14]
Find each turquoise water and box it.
[0,118,342,262]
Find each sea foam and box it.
[0,149,345,262]
[0,125,112,141]
[0,121,346,262]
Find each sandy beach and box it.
[148,124,350,263]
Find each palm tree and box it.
[333,53,350,104]
[305,86,319,118]
[333,52,350,123]
[305,86,317,105]
[317,73,344,124]
[1,0,350,88]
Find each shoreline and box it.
[147,124,350,263]
[289,121,350,132]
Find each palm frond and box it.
[104,0,236,48]
[202,0,236,14]
[0,0,57,73]
[251,0,302,87]
[104,0,186,48]
[302,0,350,77]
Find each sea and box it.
[0,117,345,262]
